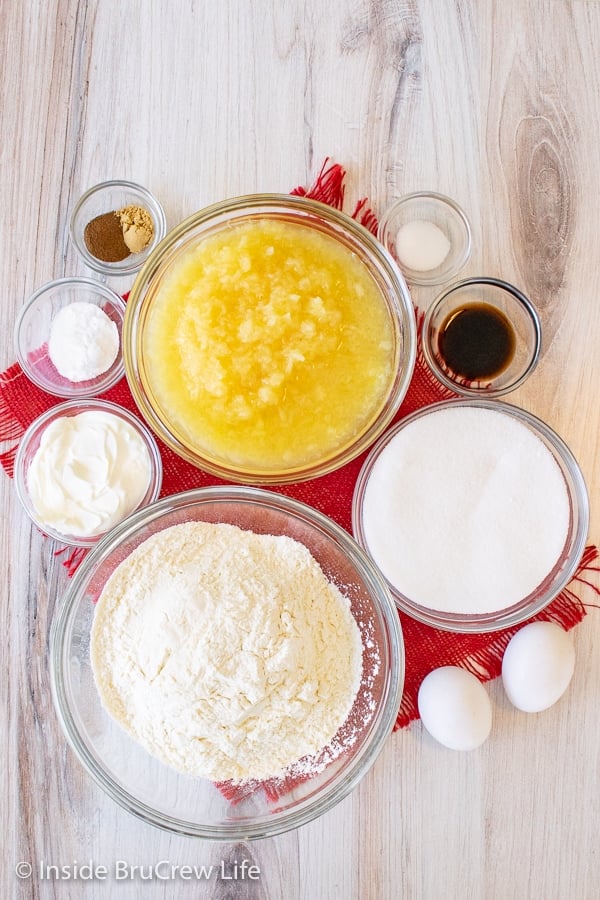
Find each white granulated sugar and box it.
[91,522,363,783]
[362,406,570,614]
[48,301,119,382]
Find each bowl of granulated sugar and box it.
[352,399,589,632]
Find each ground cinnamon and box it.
[83,212,130,262]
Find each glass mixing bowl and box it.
[50,487,404,839]
[378,192,472,287]
[70,180,167,277]
[352,399,589,633]
[422,277,541,397]
[122,194,416,484]
[14,277,126,399]
[14,398,163,548]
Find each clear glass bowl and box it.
[378,192,472,287]
[70,180,167,276]
[422,277,542,397]
[123,194,417,484]
[14,399,163,547]
[14,277,126,398]
[50,486,404,839]
[352,399,589,633]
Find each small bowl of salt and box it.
[15,277,126,398]
[378,191,472,286]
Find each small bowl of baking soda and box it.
[378,191,472,286]
[70,180,167,276]
[15,277,126,398]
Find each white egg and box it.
[417,666,492,750]
[501,621,575,712]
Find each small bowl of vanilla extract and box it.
[422,277,541,397]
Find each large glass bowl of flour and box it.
[352,399,589,632]
[50,486,404,839]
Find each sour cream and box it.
[27,410,151,537]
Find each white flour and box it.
[91,522,363,782]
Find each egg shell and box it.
[501,621,575,713]
[417,666,492,751]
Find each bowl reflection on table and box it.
[50,487,404,839]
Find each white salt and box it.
[395,219,451,271]
[361,406,570,615]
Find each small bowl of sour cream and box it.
[14,399,163,547]
[378,192,472,286]
[15,277,126,399]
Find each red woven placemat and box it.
[2,159,598,731]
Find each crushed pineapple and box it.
[144,218,395,470]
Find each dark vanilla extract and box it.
[438,302,516,381]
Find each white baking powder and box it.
[48,301,119,382]
[91,522,363,782]
[361,405,570,614]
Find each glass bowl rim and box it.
[70,179,167,276]
[50,484,405,839]
[421,276,542,398]
[14,276,127,398]
[122,192,417,484]
[351,397,590,633]
[13,397,163,547]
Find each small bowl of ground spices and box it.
[15,277,126,398]
[70,180,167,276]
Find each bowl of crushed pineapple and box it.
[123,194,416,484]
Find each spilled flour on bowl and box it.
[91,522,363,783]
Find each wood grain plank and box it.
[2,1,600,898]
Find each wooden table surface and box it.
[2,2,600,898]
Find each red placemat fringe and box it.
[54,544,88,576]
[0,362,27,478]
[291,157,346,209]
[1,158,597,762]
[414,311,456,403]
[350,197,379,236]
